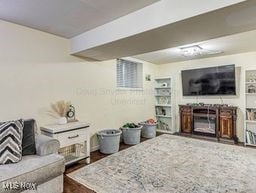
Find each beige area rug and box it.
[68,134,256,193]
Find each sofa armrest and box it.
[35,135,60,156]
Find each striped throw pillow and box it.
[0,119,24,164]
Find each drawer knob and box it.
[68,134,79,139]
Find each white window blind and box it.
[116,59,143,89]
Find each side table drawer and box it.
[41,122,91,165]
[56,129,88,148]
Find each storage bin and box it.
[121,126,142,145]
[139,122,156,138]
[97,129,121,154]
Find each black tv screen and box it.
[181,65,236,96]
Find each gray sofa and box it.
[0,133,65,193]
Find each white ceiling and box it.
[0,0,159,38]
[1,0,255,63]
[134,30,256,64]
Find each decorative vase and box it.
[58,117,67,125]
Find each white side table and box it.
[40,122,90,165]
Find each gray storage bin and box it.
[139,122,156,138]
[121,126,142,145]
[97,129,121,154]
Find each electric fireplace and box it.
[193,108,217,137]
[179,104,238,143]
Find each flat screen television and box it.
[181,64,236,96]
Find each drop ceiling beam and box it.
[70,0,245,60]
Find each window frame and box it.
[116,58,143,90]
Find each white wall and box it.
[157,52,256,142]
[0,20,156,149]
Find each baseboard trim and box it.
[91,145,99,152]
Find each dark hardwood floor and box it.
[64,138,148,193]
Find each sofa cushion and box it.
[0,119,24,165]
[22,119,36,156]
[0,154,65,192]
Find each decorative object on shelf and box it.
[246,109,256,121]
[248,73,256,82]
[161,82,168,87]
[145,74,151,81]
[248,84,256,93]
[162,108,166,115]
[156,106,166,116]
[66,104,78,122]
[157,120,169,130]
[158,96,169,105]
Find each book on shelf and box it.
[246,109,256,121]
[246,130,256,145]
[155,106,166,116]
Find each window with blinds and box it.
[116,59,143,89]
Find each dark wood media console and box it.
[179,104,238,143]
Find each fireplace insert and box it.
[193,108,217,137]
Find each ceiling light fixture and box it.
[180,45,203,57]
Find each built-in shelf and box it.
[155,77,175,133]
[156,115,172,118]
[155,95,171,97]
[155,87,171,89]
[155,77,171,80]
[245,143,256,147]
[155,104,172,107]
[246,120,256,123]
[246,107,256,110]
[245,70,256,145]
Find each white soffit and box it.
[70,0,245,59]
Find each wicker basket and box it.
[58,143,84,162]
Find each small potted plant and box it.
[121,123,142,145]
[139,119,157,139]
